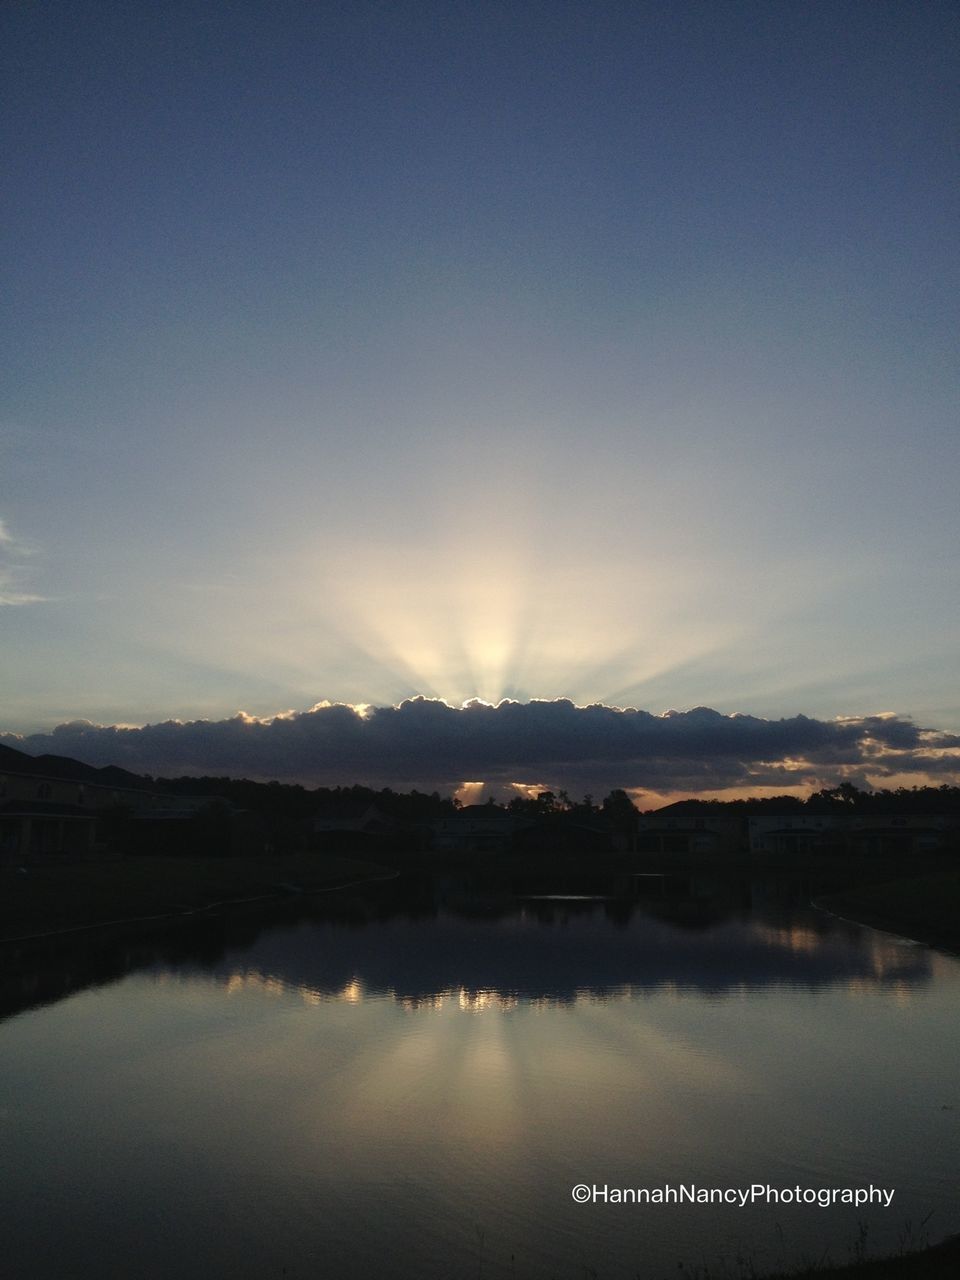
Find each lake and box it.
[1,871,958,1278]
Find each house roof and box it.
[455,805,513,819]
[0,800,97,819]
[0,742,155,792]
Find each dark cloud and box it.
[4,700,959,796]
[864,749,960,777]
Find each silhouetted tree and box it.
[601,789,637,820]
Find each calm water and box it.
[1,873,958,1279]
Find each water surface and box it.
[1,873,958,1278]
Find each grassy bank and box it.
[677,1230,960,1279]
[0,852,394,941]
[762,1233,960,1279]
[814,869,960,953]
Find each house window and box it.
[77,785,86,805]
[38,782,52,800]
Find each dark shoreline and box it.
[812,869,960,956]
[4,849,958,951]
[755,1232,960,1279]
[0,852,397,944]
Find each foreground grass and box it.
[675,1232,960,1280]
[763,1234,960,1279]
[815,869,960,953]
[0,852,393,941]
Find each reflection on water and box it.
[0,872,936,1021]
[1,873,958,1279]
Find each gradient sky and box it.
[2,2,958,793]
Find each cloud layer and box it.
[4,700,960,799]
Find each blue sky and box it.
[3,1,958,795]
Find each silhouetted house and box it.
[749,813,958,856]
[432,806,518,853]
[310,802,416,851]
[0,800,98,860]
[601,808,640,853]
[844,815,957,856]
[312,803,392,836]
[128,796,269,857]
[748,815,836,854]
[638,804,744,855]
[512,816,614,856]
[0,768,159,813]
[0,763,166,861]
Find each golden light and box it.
[287,534,746,711]
[453,780,486,805]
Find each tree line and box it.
[157,776,960,819]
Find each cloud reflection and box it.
[210,900,931,1014]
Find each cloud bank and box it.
[4,700,960,800]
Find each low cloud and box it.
[4,699,959,798]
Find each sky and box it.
[2,1,959,801]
